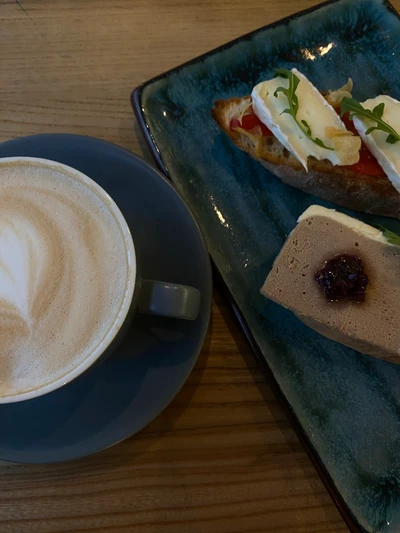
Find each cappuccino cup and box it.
[0,157,201,404]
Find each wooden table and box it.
[1,1,393,531]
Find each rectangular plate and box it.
[132,1,400,531]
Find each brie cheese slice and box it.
[251,69,359,171]
[352,95,400,193]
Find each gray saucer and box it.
[0,134,212,464]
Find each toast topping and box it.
[230,106,272,136]
[235,99,252,125]
[325,78,353,107]
[325,127,361,165]
[251,69,361,171]
[315,254,368,302]
[350,95,400,192]
[340,110,386,177]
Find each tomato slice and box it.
[339,110,385,178]
[230,107,272,136]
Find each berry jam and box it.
[314,254,369,302]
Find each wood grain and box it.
[1,0,398,531]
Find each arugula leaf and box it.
[387,134,398,145]
[301,119,312,136]
[341,97,400,144]
[373,224,400,246]
[273,69,334,151]
[314,137,329,148]
[373,102,384,120]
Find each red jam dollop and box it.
[314,254,369,302]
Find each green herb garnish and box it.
[373,224,400,245]
[273,68,334,151]
[341,97,400,145]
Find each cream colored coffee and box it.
[0,160,130,397]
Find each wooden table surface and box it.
[1,0,396,531]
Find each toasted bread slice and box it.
[212,96,400,220]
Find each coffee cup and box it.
[0,156,201,404]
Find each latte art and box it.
[0,160,131,398]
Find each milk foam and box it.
[0,160,130,397]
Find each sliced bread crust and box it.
[212,96,400,220]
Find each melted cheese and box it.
[352,95,400,193]
[251,69,359,170]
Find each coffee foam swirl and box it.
[0,160,130,398]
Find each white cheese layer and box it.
[352,95,400,193]
[298,205,388,245]
[251,69,352,171]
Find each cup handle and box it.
[137,279,201,320]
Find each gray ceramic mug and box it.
[0,157,201,404]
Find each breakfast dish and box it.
[133,0,400,530]
[261,205,400,363]
[213,69,400,219]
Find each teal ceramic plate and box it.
[132,1,400,531]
